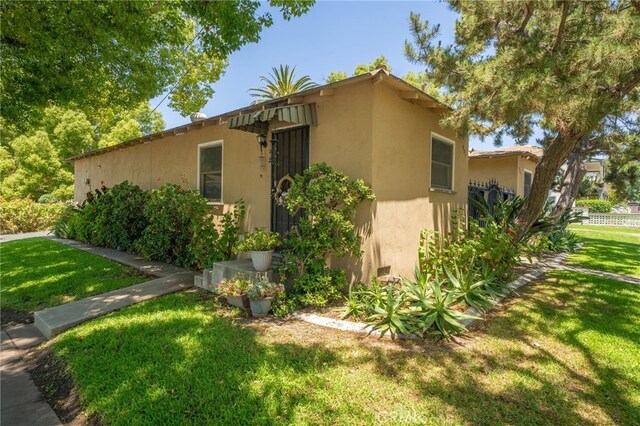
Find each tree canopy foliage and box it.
[325,55,392,83]
[1,103,164,201]
[1,0,313,129]
[405,0,640,237]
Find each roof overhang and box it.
[228,103,318,134]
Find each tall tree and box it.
[1,0,313,130]
[325,55,392,83]
[249,65,318,100]
[406,1,640,239]
[0,103,165,200]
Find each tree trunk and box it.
[514,132,583,241]
[549,150,587,219]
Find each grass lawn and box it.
[567,225,640,277]
[1,238,148,322]
[44,269,640,426]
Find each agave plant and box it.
[249,65,318,100]
[443,262,494,311]
[367,284,415,338]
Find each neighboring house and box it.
[584,158,609,200]
[468,146,542,197]
[68,69,469,282]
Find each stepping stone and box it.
[34,272,196,339]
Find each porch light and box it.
[257,134,267,150]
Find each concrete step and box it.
[34,272,196,339]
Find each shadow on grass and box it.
[43,276,640,426]
[1,238,147,316]
[568,235,640,277]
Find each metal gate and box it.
[270,126,309,236]
[468,179,515,225]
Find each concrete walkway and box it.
[34,272,196,338]
[47,237,190,277]
[558,264,640,285]
[26,237,197,338]
[1,328,61,426]
[0,231,50,243]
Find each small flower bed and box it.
[217,273,251,297]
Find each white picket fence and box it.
[581,212,640,228]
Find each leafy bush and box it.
[235,228,280,252]
[279,163,375,309]
[135,185,210,267]
[545,230,581,252]
[135,184,245,269]
[576,199,613,213]
[0,198,65,234]
[52,183,244,270]
[90,181,148,252]
[188,199,245,270]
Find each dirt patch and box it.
[27,347,101,426]
[1,309,33,328]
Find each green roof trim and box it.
[228,103,318,134]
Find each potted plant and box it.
[247,277,285,317]
[217,273,251,308]
[235,228,280,272]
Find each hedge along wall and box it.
[575,199,613,213]
[0,198,66,234]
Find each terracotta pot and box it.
[251,250,273,272]
[250,298,273,317]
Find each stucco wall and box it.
[516,156,538,196]
[72,78,467,282]
[468,155,538,198]
[364,83,468,279]
[468,156,518,193]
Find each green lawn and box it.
[1,238,148,319]
[48,269,640,426]
[567,226,640,277]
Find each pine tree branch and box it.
[517,4,534,33]
[552,1,570,52]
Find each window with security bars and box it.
[430,136,454,190]
[524,170,533,196]
[199,144,222,202]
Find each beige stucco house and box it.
[468,146,542,197]
[69,69,469,282]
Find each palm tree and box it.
[249,65,318,100]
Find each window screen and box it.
[524,170,533,196]
[431,137,454,190]
[200,144,222,202]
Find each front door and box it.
[271,126,309,236]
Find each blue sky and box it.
[153,1,513,150]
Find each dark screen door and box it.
[271,126,309,236]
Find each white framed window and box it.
[430,133,455,191]
[524,169,533,196]
[198,141,223,203]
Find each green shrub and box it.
[188,199,245,270]
[0,198,65,234]
[279,163,375,310]
[135,184,244,269]
[89,181,148,252]
[575,199,613,213]
[135,185,209,267]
